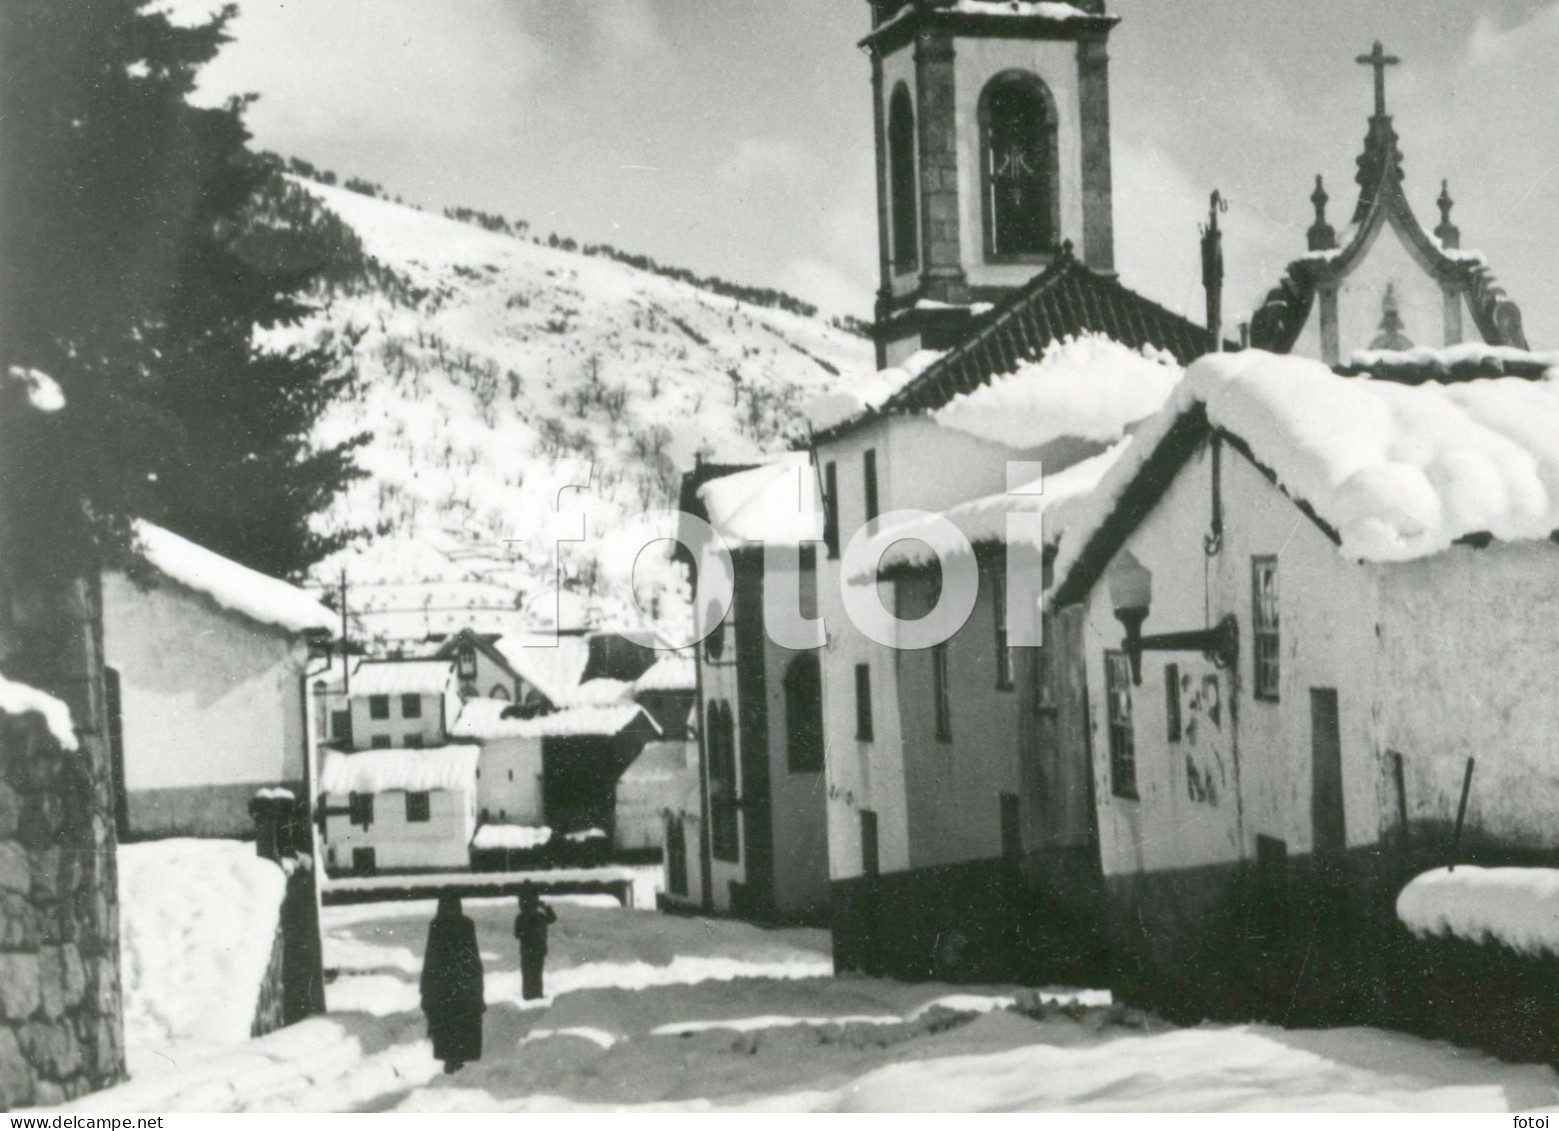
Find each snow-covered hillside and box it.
[276,180,873,645]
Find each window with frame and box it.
[888,83,918,275]
[404,734,423,749]
[348,791,374,828]
[823,461,840,559]
[783,654,825,773]
[370,736,392,750]
[709,701,740,862]
[863,449,879,525]
[401,694,422,719]
[990,565,1014,690]
[980,72,1060,260]
[1252,557,1279,701]
[932,642,952,741]
[1105,651,1136,799]
[854,664,874,741]
[405,792,431,823]
[368,694,390,720]
[351,847,376,875]
[330,709,351,741]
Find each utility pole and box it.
[340,568,350,698]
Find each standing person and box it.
[420,893,485,1073]
[515,882,558,1001]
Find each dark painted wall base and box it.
[831,849,1110,986]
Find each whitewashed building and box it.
[1050,347,1559,1014]
[319,744,479,874]
[449,696,661,842]
[341,658,458,749]
[103,522,335,839]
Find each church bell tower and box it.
[863,0,1119,368]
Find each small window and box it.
[667,817,689,896]
[401,694,423,719]
[854,664,873,741]
[404,734,423,749]
[991,566,1014,690]
[1253,557,1279,700]
[860,810,880,878]
[1106,651,1136,799]
[330,709,351,740]
[370,736,392,750]
[1000,793,1021,861]
[405,792,431,823]
[489,684,510,701]
[932,642,952,741]
[351,847,376,875]
[348,792,374,829]
[368,694,390,720]
[457,644,478,680]
[863,449,879,525]
[1165,662,1182,742]
[823,461,840,559]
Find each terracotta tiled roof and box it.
[875,246,1212,418]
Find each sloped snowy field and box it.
[276,182,874,644]
[65,888,1559,1112]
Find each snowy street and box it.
[67,892,1559,1113]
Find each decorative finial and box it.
[1356,41,1400,118]
[1308,174,1337,251]
[1435,179,1460,249]
[1200,191,1228,352]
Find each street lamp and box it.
[1106,551,1239,686]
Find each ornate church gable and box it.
[1250,43,1527,364]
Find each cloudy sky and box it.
[174,0,1559,343]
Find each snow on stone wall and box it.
[117,840,286,1074]
[1397,866,1559,957]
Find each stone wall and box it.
[0,712,125,1108]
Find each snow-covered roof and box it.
[320,745,478,796]
[634,653,697,693]
[803,351,943,434]
[855,442,1128,580]
[471,824,551,851]
[450,698,659,741]
[1053,351,1559,601]
[1398,866,1559,958]
[620,739,695,785]
[932,335,1182,451]
[349,659,454,698]
[0,671,78,751]
[862,0,1108,48]
[697,453,823,549]
[492,634,592,706]
[134,522,336,635]
[1348,343,1559,383]
[561,678,633,707]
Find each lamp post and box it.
[1107,552,1239,686]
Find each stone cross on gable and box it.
[1356,41,1400,118]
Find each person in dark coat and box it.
[420,893,485,1073]
[514,882,557,1001]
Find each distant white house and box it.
[319,744,479,874]
[449,697,661,843]
[103,522,335,839]
[336,658,459,750]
